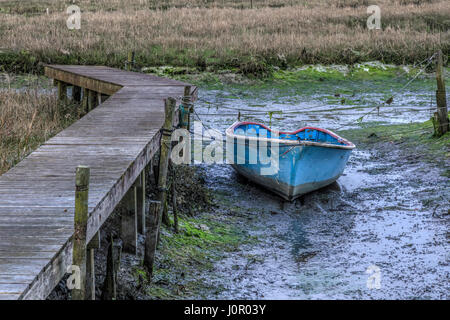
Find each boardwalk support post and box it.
[86,231,100,300]
[88,90,98,111]
[120,185,137,254]
[433,49,449,137]
[101,236,122,300]
[171,164,179,233]
[144,200,161,277]
[73,85,82,103]
[72,165,90,300]
[136,172,146,234]
[158,97,176,226]
[82,88,89,113]
[56,80,67,102]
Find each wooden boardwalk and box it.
[0,65,195,300]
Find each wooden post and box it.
[158,97,176,226]
[86,231,100,300]
[57,80,67,102]
[101,236,122,300]
[97,92,102,106]
[434,49,449,136]
[87,89,98,112]
[82,88,89,113]
[120,185,137,254]
[171,166,179,233]
[72,165,90,300]
[127,51,135,71]
[144,200,161,277]
[73,85,82,103]
[181,86,191,130]
[136,172,146,234]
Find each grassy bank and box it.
[0,0,448,74]
[339,116,450,175]
[142,211,255,299]
[0,88,81,175]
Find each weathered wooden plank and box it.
[0,274,36,284]
[0,283,29,294]
[0,293,21,300]
[45,66,122,95]
[0,259,50,275]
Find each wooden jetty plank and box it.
[0,294,21,300]
[0,65,195,300]
[45,65,190,88]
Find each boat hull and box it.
[226,122,355,201]
[231,144,352,201]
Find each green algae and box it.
[146,210,257,299]
[339,115,450,168]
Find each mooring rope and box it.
[334,52,439,131]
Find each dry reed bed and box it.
[0,1,448,71]
[0,89,79,175]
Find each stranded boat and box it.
[225,121,355,201]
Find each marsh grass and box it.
[0,87,81,174]
[0,0,448,74]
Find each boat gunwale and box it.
[225,121,356,150]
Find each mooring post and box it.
[120,184,137,254]
[144,200,162,277]
[433,49,449,136]
[72,165,90,300]
[86,231,100,300]
[56,80,67,102]
[143,98,176,276]
[158,97,176,226]
[73,85,82,103]
[181,86,191,130]
[136,172,146,235]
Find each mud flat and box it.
[200,120,449,299]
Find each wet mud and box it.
[189,72,449,299]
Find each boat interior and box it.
[232,122,348,146]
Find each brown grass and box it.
[0,0,448,72]
[0,88,80,174]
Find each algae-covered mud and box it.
[174,64,449,299]
[186,63,447,132]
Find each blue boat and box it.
[225,121,355,201]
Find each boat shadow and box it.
[233,170,344,210]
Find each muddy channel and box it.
[188,70,449,300]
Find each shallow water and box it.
[192,75,449,300]
[195,75,438,132]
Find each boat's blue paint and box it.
[226,122,355,200]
